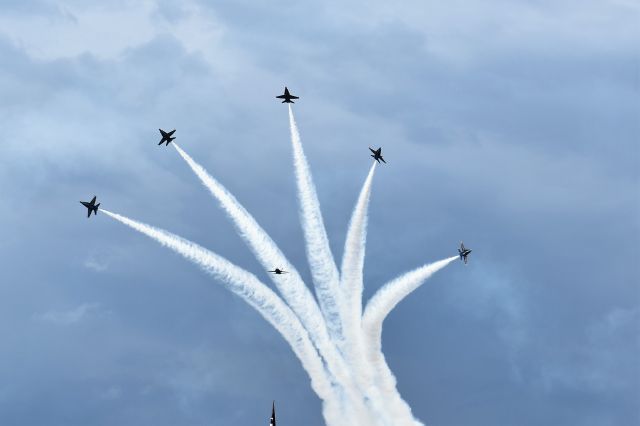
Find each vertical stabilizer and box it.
[269,401,276,426]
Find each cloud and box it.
[539,306,640,393]
[0,2,157,60]
[35,303,109,325]
[0,0,637,424]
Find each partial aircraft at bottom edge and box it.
[270,401,276,426]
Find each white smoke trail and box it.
[102,209,375,425]
[287,105,343,342]
[171,144,339,367]
[337,161,414,425]
[171,144,376,421]
[361,256,458,423]
[339,162,378,394]
[341,162,376,327]
[100,211,336,407]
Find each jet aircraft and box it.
[268,268,288,275]
[276,87,299,103]
[158,128,176,146]
[369,147,386,164]
[458,241,472,264]
[80,196,100,218]
[269,401,276,426]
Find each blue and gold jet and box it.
[269,401,276,426]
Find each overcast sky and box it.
[0,1,638,425]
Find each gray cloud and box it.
[0,0,637,425]
[34,302,108,325]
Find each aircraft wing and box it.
[369,147,376,154]
[290,94,299,99]
[90,196,96,204]
[168,129,176,136]
[159,129,167,137]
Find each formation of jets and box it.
[81,87,473,263]
[83,87,474,267]
[82,88,474,267]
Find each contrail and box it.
[363,256,459,345]
[171,144,342,369]
[288,105,344,343]
[100,209,336,406]
[339,162,377,391]
[169,144,372,414]
[361,256,458,422]
[336,162,409,425]
[286,109,382,423]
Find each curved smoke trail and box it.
[339,162,378,392]
[341,162,376,328]
[288,105,343,343]
[362,256,458,421]
[171,144,344,376]
[100,211,336,407]
[171,144,374,421]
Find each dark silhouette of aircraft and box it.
[80,196,100,218]
[270,401,276,426]
[158,128,176,146]
[369,147,386,164]
[268,268,288,275]
[458,241,472,264]
[276,87,299,103]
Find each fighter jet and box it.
[458,241,472,264]
[158,128,176,146]
[369,147,386,164]
[268,268,288,275]
[80,196,100,218]
[269,401,276,426]
[276,87,299,103]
